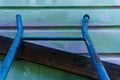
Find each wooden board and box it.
[0,0,120,27]
[0,0,118,6]
[0,36,120,80]
[0,9,120,26]
[0,29,120,53]
[0,55,90,80]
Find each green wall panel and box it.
[0,0,117,6]
[0,55,90,80]
[0,9,120,26]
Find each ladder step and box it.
[21,37,85,41]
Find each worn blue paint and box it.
[82,14,110,80]
[0,15,23,80]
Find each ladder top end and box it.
[83,14,90,19]
[16,14,21,18]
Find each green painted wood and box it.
[0,55,90,80]
[0,6,120,10]
[0,9,120,26]
[0,29,120,53]
[0,0,118,6]
[0,0,120,80]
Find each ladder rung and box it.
[21,37,85,41]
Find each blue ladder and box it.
[0,15,23,80]
[82,14,110,80]
[0,14,110,80]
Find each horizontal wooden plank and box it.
[0,36,120,80]
[0,0,118,6]
[0,6,120,9]
[0,9,120,26]
[0,25,120,29]
[0,29,120,53]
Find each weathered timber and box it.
[0,36,120,80]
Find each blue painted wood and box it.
[82,14,110,80]
[0,15,23,80]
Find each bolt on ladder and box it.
[0,14,110,80]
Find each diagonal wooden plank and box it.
[0,36,119,80]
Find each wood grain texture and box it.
[0,36,120,80]
[0,55,90,80]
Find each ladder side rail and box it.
[82,14,110,80]
[0,15,23,80]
